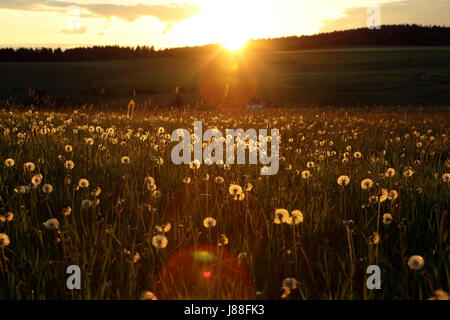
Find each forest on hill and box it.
[1,25,449,62]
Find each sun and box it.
[220,36,248,51]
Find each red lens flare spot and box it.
[203,271,212,278]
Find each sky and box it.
[0,0,449,49]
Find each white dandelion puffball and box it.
[203,217,217,228]
[408,255,425,270]
[44,218,60,231]
[0,233,11,248]
[151,234,168,249]
[337,175,350,186]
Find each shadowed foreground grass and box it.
[0,105,448,300]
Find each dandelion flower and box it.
[361,178,374,190]
[140,291,158,300]
[385,168,396,178]
[214,176,224,184]
[65,145,73,152]
[63,206,72,216]
[388,190,398,201]
[78,178,89,188]
[0,233,10,248]
[382,213,393,225]
[64,160,74,170]
[274,209,289,224]
[44,218,59,230]
[31,174,43,187]
[407,255,425,270]
[353,152,362,159]
[42,183,53,194]
[24,162,35,172]
[301,170,311,179]
[337,175,350,186]
[229,184,243,196]
[428,290,449,300]
[442,173,450,183]
[203,217,217,228]
[4,158,15,167]
[218,234,229,246]
[369,232,380,245]
[289,210,304,225]
[151,234,168,249]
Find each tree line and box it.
[1,25,449,62]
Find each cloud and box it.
[320,0,450,32]
[0,1,200,23]
[60,25,87,35]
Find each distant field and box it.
[1,46,450,107]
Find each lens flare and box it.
[154,245,253,299]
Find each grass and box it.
[1,46,450,106]
[0,105,448,300]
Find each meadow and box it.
[1,46,450,107]
[0,105,448,300]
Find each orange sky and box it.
[0,0,449,49]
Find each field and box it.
[0,105,448,300]
[1,47,450,107]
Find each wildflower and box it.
[151,234,168,249]
[282,277,300,290]
[403,167,414,177]
[44,218,59,230]
[133,252,141,263]
[0,233,10,248]
[353,151,362,159]
[229,184,243,196]
[65,145,73,152]
[156,223,171,233]
[245,183,253,192]
[203,217,217,228]
[382,213,393,225]
[337,175,350,186]
[274,209,289,224]
[183,177,191,184]
[121,156,130,164]
[361,178,373,190]
[4,158,14,167]
[385,168,396,178]
[301,170,311,179]
[442,173,450,183]
[62,206,72,216]
[214,176,224,184]
[92,187,102,197]
[189,160,200,170]
[407,255,425,270]
[151,190,162,199]
[78,178,89,188]
[31,174,43,187]
[218,234,229,246]
[85,137,94,145]
[24,162,35,172]
[140,291,158,300]
[289,210,304,225]
[428,290,449,300]
[42,184,53,194]
[306,161,314,168]
[388,190,398,201]
[369,232,380,245]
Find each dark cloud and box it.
[0,0,200,23]
[320,0,450,32]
